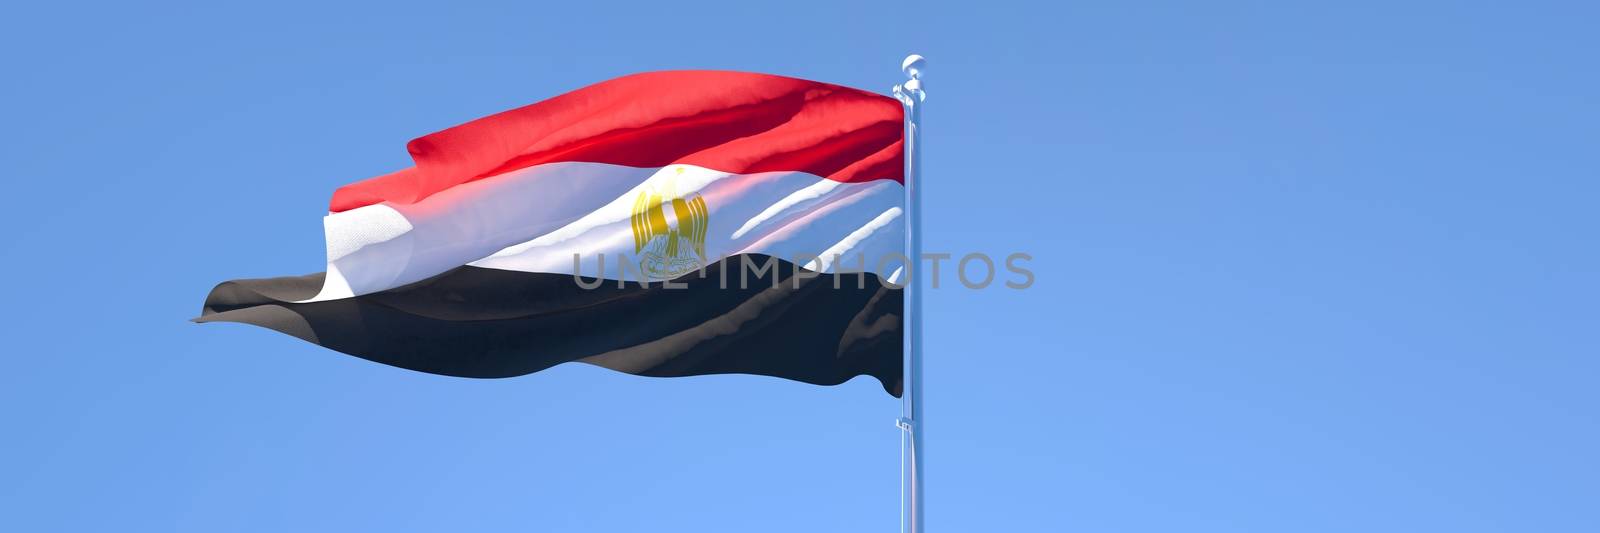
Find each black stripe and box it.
[198,254,903,396]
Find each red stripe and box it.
[330,71,903,213]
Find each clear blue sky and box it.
[2,1,1595,531]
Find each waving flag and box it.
[199,70,906,396]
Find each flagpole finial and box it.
[894,54,927,104]
[902,54,926,79]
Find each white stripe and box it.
[732,179,841,240]
[306,162,903,301]
[802,206,904,273]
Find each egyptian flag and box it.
[199,71,906,396]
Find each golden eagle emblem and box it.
[630,167,709,279]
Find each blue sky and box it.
[2,1,1596,531]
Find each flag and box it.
[199,70,906,396]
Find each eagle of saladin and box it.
[630,167,709,280]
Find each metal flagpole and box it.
[893,53,926,533]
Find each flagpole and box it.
[893,53,927,533]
